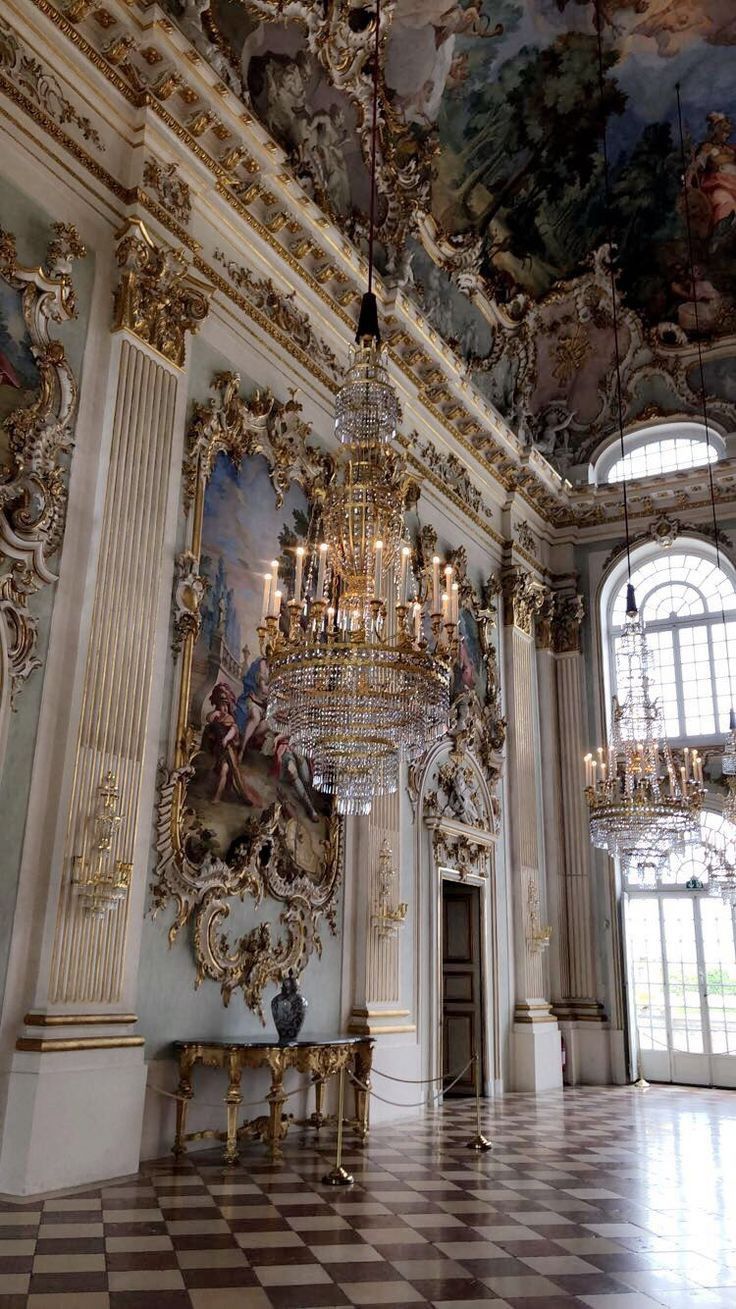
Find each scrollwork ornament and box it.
[0,221,86,746]
[172,550,207,656]
[113,217,210,368]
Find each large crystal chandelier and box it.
[584,585,704,859]
[262,0,453,815]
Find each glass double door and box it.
[625,890,736,1087]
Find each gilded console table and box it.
[171,1035,373,1164]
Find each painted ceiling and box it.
[170,0,736,477]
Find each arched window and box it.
[592,422,725,485]
[605,546,736,743]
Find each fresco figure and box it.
[672,266,732,335]
[203,683,258,805]
[235,657,319,822]
[386,0,501,127]
[689,113,736,247]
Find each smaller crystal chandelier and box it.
[722,712,736,826]
[262,0,455,814]
[584,585,705,859]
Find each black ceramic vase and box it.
[271,970,307,1043]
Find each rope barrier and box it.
[147,1082,309,1111]
[347,1057,473,1109]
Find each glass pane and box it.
[662,899,703,1053]
[644,629,680,738]
[627,898,668,1051]
[700,898,736,1056]
[679,626,716,737]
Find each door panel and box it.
[442,882,481,1096]
[627,889,736,1088]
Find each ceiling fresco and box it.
[170,0,736,476]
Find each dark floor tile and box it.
[29,1271,109,1293]
[266,1286,350,1308]
[181,1266,260,1287]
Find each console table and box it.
[171,1035,373,1163]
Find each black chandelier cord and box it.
[367,0,381,294]
[594,4,633,592]
[675,84,735,720]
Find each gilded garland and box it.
[152,372,341,1016]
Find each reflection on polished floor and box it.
[1,1085,735,1308]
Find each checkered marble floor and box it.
[1,1084,736,1309]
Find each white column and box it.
[0,218,208,1194]
[501,571,562,1091]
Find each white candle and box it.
[432,557,441,612]
[272,588,282,619]
[294,545,304,602]
[600,762,607,782]
[327,605,335,635]
[444,565,453,609]
[442,592,449,623]
[413,600,422,643]
[374,539,383,599]
[261,572,272,621]
[584,753,592,786]
[400,546,410,605]
[684,747,690,780]
[451,581,459,624]
[316,542,328,597]
[680,765,687,791]
[591,760,597,785]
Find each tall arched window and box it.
[604,546,736,743]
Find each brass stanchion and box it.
[465,1050,492,1152]
[322,1066,354,1186]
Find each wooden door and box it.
[442,881,482,1096]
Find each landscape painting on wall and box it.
[186,449,330,881]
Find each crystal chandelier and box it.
[722,713,736,826]
[584,585,704,859]
[583,48,704,860]
[261,0,453,815]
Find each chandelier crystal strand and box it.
[263,0,453,815]
[583,9,704,858]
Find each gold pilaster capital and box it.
[112,216,210,367]
[499,567,548,635]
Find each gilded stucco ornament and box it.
[0,14,104,151]
[498,565,549,636]
[153,371,341,1017]
[142,158,193,226]
[113,217,210,368]
[0,221,86,758]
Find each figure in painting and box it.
[386,0,502,128]
[305,105,351,215]
[688,113,736,249]
[203,683,258,805]
[671,265,733,336]
[235,657,320,823]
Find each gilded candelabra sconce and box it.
[372,840,407,938]
[527,879,551,954]
[71,772,132,917]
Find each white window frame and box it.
[599,539,736,749]
[591,421,725,486]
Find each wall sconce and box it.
[71,771,132,917]
[373,839,407,938]
[527,878,551,954]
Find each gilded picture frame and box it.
[152,370,341,1018]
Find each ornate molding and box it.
[153,778,341,1014]
[536,591,585,655]
[0,13,104,151]
[499,566,549,635]
[429,819,493,883]
[171,549,207,656]
[0,220,86,735]
[212,249,341,384]
[113,217,210,367]
[602,514,733,576]
[142,157,192,226]
[183,370,333,510]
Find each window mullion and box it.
[673,627,686,738]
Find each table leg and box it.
[267,1064,287,1162]
[173,1056,193,1158]
[353,1042,372,1145]
[311,1074,326,1129]
[224,1051,242,1165]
